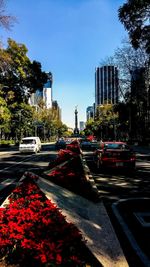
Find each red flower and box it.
[0,177,86,266]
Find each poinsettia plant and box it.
[49,140,82,169]
[44,139,98,202]
[47,157,84,185]
[0,175,88,266]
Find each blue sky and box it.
[0,0,126,128]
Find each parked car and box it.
[94,141,136,170]
[19,137,41,154]
[55,139,66,150]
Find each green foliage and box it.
[118,0,150,54]
[57,123,68,137]
[85,118,98,136]
[0,94,11,133]
[27,60,48,95]
[0,139,14,146]
[0,38,47,103]
[9,103,35,141]
[84,105,119,140]
[0,37,65,141]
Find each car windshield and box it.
[104,143,129,149]
[21,139,36,144]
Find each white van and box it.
[19,137,41,153]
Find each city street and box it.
[0,144,150,266]
[0,143,57,204]
[84,147,150,267]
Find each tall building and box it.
[29,72,53,109]
[43,72,53,109]
[131,67,146,100]
[52,100,61,121]
[130,66,150,141]
[79,121,85,131]
[95,65,119,109]
[86,106,94,121]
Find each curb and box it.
[80,154,100,199]
[112,198,150,267]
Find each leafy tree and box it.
[100,38,150,142]
[27,60,48,95]
[114,102,129,141]
[0,45,12,73]
[9,103,35,141]
[0,93,11,137]
[57,123,68,138]
[84,105,118,140]
[100,38,148,99]
[32,105,63,141]
[118,0,150,54]
[84,118,99,137]
[0,39,47,103]
[95,104,118,140]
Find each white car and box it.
[19,137,41,154]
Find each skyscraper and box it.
[79,121,85,131]
[43,72,53,109]
[29,72,53,109]
[86,106,94,121]
[95,65,119,109]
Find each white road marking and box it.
[0,178,16,190]
[0,155,36,173]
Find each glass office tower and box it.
[95,65,119,108]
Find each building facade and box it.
[130,66,150,142]
[52,100,61,121]
[79,121,85,131]
[29,72,53,109]
[86,106,94,121]
[43,72,53,109]
[95,65,119,109]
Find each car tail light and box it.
[130,153,136,161]
[101,152,111,159]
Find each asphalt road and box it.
[83,147,150,267]
[0,143,57,176]
[0,144,150,266]
[84,147,150,202]
[0,143,57,204]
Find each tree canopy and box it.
[118,0,150,54]
[0,39,47,103]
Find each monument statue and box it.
[74,106,79,135]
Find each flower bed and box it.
[48,148,79,169]
[0,174,93,267]
[44,140,98,201]
[49,140,82,169]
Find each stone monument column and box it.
[74,106,79,135]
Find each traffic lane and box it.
[0,150,57,180]
[84,152,150,202]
